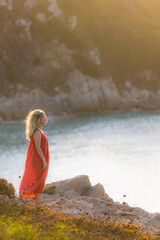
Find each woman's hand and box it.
[43,161,47,170]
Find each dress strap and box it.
[37,128,45,135]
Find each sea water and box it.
[0,111,160,213]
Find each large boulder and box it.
[45,175,91,195]
[81,183,105,198]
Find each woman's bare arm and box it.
[33,130,47,170]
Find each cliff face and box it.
[1,0,160,121]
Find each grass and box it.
[0,198,159,240]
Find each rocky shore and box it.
[1,175,160,237]
[1,82,160,124]
[1,0,160,124]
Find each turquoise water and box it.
[1,111,160,213]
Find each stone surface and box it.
[132,207,149,219]
[0,0,13,10]
[81,183,105,198]
[2,175,160,237]
[68,16,77,29]
[46,175,91,195]
[36,13,47,23]
[24,0,37,8]
[48,0,64,19]
[148,214,160,229]
[88,48,101,65]
[43,174,153,235]
[0,195,16,205]
[0,89,64,121]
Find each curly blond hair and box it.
[25,109,46,141]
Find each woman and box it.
[19,109,50,207]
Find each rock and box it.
[62,190,80,198]
[147,214,160,229]
[0,195,16,205]
[104,193,110,199]
[24,0,37,8]
[0,0,13,10]
[68,70,121,112]
[48,0,64,19]
[0,174,157,237]
[15,18,32,41]
[88,48,101,65]
[0,194,9,202]
[68,16,77,29]
[0,88,64,121]
[36,13,47,23]
[0,174,153,236]
[132,207,149,219]
[81,183,105,198]
[46,175,91,195]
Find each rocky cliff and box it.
[0,0,160,121]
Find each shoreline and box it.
[1,108,160,125]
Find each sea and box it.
[0,111,160,213]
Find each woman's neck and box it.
[37,127,43,132]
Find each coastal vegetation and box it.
[0,178,15,199]
[0,199,159,240]
[0,178,159,240]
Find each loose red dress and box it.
[19,129,50,199]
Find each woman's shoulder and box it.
[33,129,43,139]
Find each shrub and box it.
[0,178,15,199]
[43,185,56,195]
[0,216,40,240]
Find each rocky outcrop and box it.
[0,0,13,10]
[0,88,67,121]
[1,71,160,122]
[67,71,121,112]
[81,183,106,198]
[148,214,160,229]
[42,175,160,236]
[1,175,160,236]
[67,70,160,113]
[45,175,92,195]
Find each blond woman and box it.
[19,109,50,207]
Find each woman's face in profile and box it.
[41,114,48,125]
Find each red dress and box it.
[19,129,50,198]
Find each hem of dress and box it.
[19,194,36,199]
